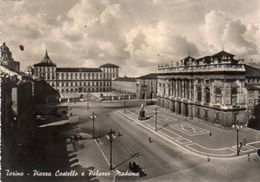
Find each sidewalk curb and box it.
[94,139,117,182]
[116,110,255,161]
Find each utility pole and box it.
[90,112,96,139]
[87,94,89,109]
[124,97,126,114]
[232,121,243,156]
[154,105,158,131]
[106,129,116,170]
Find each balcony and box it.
[158,63,245,74]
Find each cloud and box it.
[1,0,260,75]
[202,10,259,59]
[223,20,258,55]
[125,22,199,66]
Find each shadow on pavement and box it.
[2,123,99,182]
[158,123,169,131]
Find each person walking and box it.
[149,137,153,144]
[207,155,211,162]
[248,153,251,163]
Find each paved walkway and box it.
[117,105,260,158]
[67,139,115,182]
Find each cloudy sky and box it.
[1,0,260,76]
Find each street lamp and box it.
[232,121,243,156]
[154,105,158,131]
[123,97,126,114]
[90,112,97,139]
[106,129,116,170]
[86,94,89,109]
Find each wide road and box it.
[71,102,260,182]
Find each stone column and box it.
[166,80,169,97]
[186,80,189,99]
[176,79,179,98]
[210,81,215,105]
[158,79,162,97]
[184,80,186,99]
[238,81,244,104]
[227,84,231,105]
[191,80,194,101]
[201,81,205,103]
[167,80,172,97]
[194,80,197,101]
[171,79,174,97]
[182,80,185,99]
[222,82,225,105]
[179,79,182,98]
[223,82,231,105]
[173,79,176,98]
[189,80,192,100]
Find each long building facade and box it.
[111,76,137,97]
[157,51,249,127]
[32,51,119,97]
[136,73,158,99]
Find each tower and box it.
[33,50,57,87]
[0,42,20,72]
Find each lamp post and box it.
[90,112,96,139]
[106,129,116,170]
[232,121,243,156]
[123,97,126,114]
[87,94,89,109]
[154,105,158,131]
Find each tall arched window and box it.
[231,87,238,105]
[197,86,202,101]
[163,84,166,96]
[215,88,222,104]
[205,87,210,103]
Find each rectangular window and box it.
[204,110,208,120]
[215,112,220,123]
[196,108,200,118]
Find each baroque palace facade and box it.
[157,50,258,126]
[32,51,119,96]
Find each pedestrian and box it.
[240,142,243,148]
[149,137,153,144]
[132,161,137,172]
[209,131,212,136]
[207,155,211,162]
[72,140,77,151]
[248,153,251,163]
[129,162,133,171]
[244,138,247,145]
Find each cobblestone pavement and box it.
[118,105,260,158]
